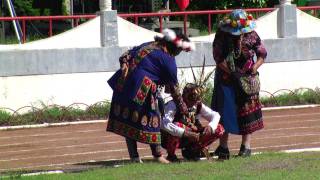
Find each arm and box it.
[252,31,267,74]
[197,103,221,132]
[213,29,232,77]
[160,53,188,115]
[161,101,185,137]
[252,57,264,74]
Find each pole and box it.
[70,0,74,27]
[100,0,112,11]
[0,0,5,42]
[5,0,22,44]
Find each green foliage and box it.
[0,101,111,126]
[0,110,11,126]
[202,83,214,107]
[260,88,320,107]
[12,0,40,16]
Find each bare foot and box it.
[155,156,170,164]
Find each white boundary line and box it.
[0,105,319,131]
[262,104,320,111]
[282,147,320,153]
[0,120,107,131]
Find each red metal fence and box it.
[1,6,320,43]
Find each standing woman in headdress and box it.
[211,9,267,159]
[107,29,195,163]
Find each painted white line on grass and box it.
[0,170,65,179]
[282,147,320,153]
[21,170,64,176]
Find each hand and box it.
[120,63,128,78]
[183,130,200,143]
[179,102,188,115]
[189,124,198,132]
[202,126,213,136]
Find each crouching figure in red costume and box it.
[161,79,225,162]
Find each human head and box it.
[219,9,256,36]
[182,83,203,107]
[154,29,195,56]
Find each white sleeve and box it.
[197,103,221,131]
[160,101,185,137]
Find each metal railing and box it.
[0,6,320,43]
[0,15,96,43]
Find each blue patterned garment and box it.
[107,42,178,144]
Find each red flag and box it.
[175,0,190,11]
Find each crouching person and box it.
[161,83,225,162]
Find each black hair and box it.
[155,33,190,56]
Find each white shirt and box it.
[161,101,221,137]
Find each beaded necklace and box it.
[233,33,243,59]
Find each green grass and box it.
[0,101,111,126]
[260,88,320,107]
[6,152,320,180]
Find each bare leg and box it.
[241,133,252,149]
[238,133,252,157]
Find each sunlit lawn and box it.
[5,151,320,180]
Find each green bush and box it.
[0,110,11,126]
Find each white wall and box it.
[1,60,319,110]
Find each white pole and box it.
[281,0,292,5]
[5,0,21,44]
[100,0,112,11]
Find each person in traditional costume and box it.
[211,9,267,159]
[107,29,195,163]
[161,63,224,162]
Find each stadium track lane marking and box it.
[0,147,145,162]
[1,134,320,162]
[0,106,319,131]
[0,129,116,140]
[263,112,320,119]
[0,136,123,147]
[1,125,319,148]
[1,128,319,154]
[261,125,320,132]
[0,142,125,154]
[1,117,319,139]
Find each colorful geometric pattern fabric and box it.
[107,102,161,144]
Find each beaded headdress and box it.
[183,56,214,102]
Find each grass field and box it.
[5,152,320,180]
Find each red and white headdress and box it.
[155,28,195,52]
